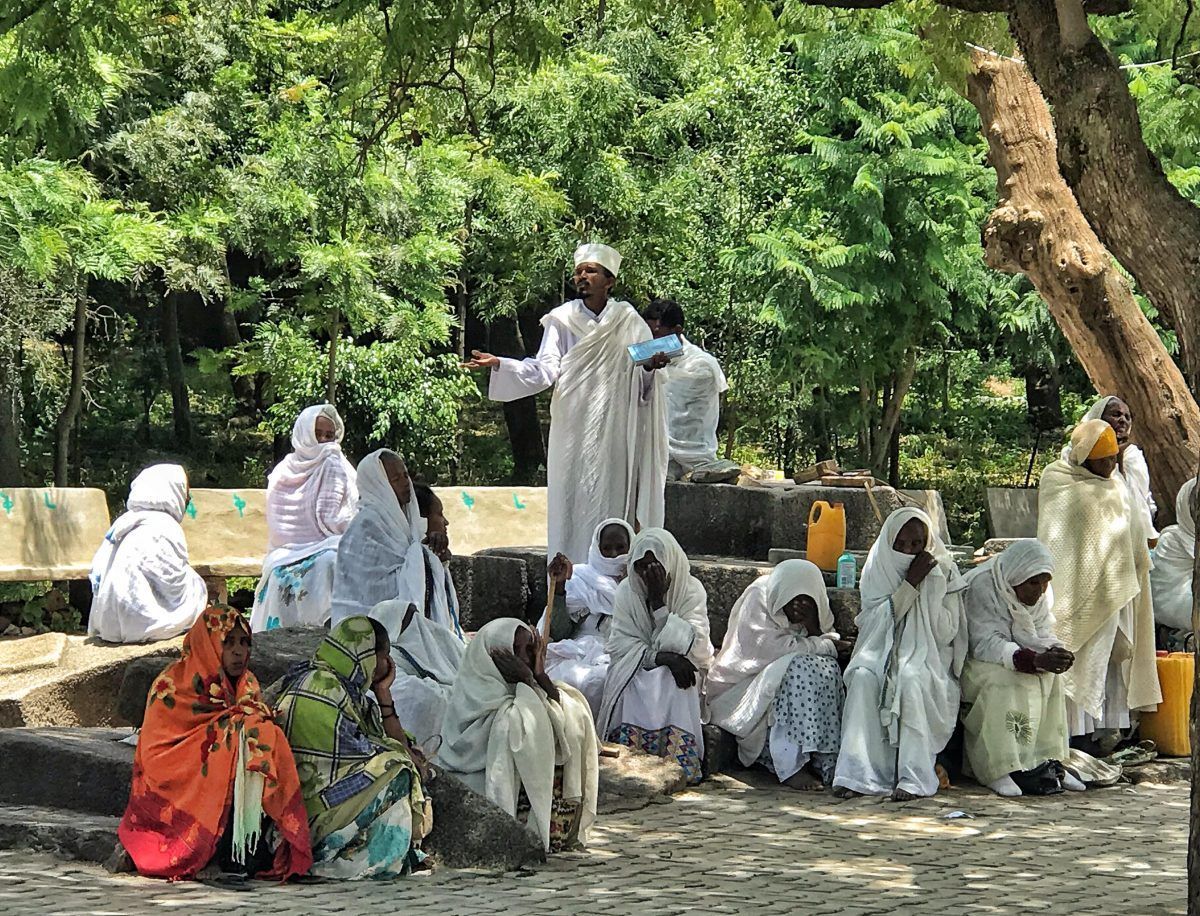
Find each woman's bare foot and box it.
[832,785,861,799]
[783,768,824,792]
[889,788,919,802]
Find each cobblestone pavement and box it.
[0,774,1187,915]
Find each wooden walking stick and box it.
[542,573,557,643]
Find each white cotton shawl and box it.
[596,528,712,738]
[330,450,459,637]
[88,464,207,643]
[564,518,634,621]
[265,404,358,550]
[708,560,837,765]
[545,300,668,562]
[1150,478,1198,631]
[847,507,967,747]
[437,619,598,850]
[662,339,728,467]
[960,539,1060,665]
[1062,396,1158,537]
[1039,420,1160,715]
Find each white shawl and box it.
[708,560,837,765]
[331,450,459,637]
[1063,396,1158,537]
[847,507,967,747]
[1039,419,1160,714]
[596,528,713,737]
[265,404,357,550]
[1150,477,1197,631]
[545,300,668,562]
[661,338,728,467]
[564,518,634,622]
[437,619,598,850]
[88,464,207,643]
[961,538,1060,668]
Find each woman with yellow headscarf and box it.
[1037,419,1160,749]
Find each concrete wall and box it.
[0,488,110,581]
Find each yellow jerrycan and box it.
[806,501,846,572]
[1139,652,1194,757]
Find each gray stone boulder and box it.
[449,552,530,632]
[665,483,776,560]
[425,771,545,868]
[118,626,327,728]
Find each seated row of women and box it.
[122,605,599,884]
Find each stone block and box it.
[449,553,531,631]
[182,487,268,578]
[0,727,133,816]
[0,805,120,864]
[0,487,111,581]
[771,485,903,553]
[664,483,776,560]
[702,724,739,779]
[986,487,1039,539]
[425,771,545,869]
[690,557,771,647]
[596,744,688,814]
[435,487,548,557]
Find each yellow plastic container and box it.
[806,501,847,572]
[1139,652,1194,758]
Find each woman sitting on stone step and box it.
[708,560,853,791]
[119,606,312,883]
[539,518,635,719]
[251,404,357,632]
[596,528,713,785]
[330,449,461,640]
[275,615,432,878]
[88,463,208,644]
[833,507,967,801]
[437,618,598,853]
[958,538,1084,797]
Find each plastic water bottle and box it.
[836,551,857,589]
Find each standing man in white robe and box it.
[643,298,729,480]
[464,244,669,562]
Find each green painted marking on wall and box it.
[43,491,57,510]
[0,492,12,516]
[462,491,475,510]
[513,493,527,510]
[185,499,197,519]
[233,494,247,518]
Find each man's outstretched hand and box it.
[462,350,500,370]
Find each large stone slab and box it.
[665,483,776,560]
[182,487,269,578]
[0,805,120,864]
[437,487,548,558]
[448,553,531,633]
[0,487,111,581]
[425,771,545,869]
[986,487,1039,539]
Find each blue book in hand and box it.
[628,334,684,366]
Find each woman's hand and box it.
[904,551,937,588]
[547,554,573,593]
[1035,646,1075,674]
[490,648,535,687]
[424,529,451,561]
[655,650,697,689]
[832,638,855,666]
[641,559,670,608]
[371,654,396,699]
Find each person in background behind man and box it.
[644,299,731,481]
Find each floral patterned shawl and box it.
[274,616,427,845]
[118,606,313,880]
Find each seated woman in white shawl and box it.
[1150,477,1197,651]
[251,405,357,632]
[540,519,634,718]
[832,507,967,801]
[959,539,1085,797]
[1072,396,1158,542]
[437,618,598,853]
[330,449,462,639]
[1039,419,1160,748]
[89,464,208,643]
[708,560,853,791]
[597,528,713,785]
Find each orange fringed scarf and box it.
[119,606,313,880]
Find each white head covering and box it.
[574,242,622,277]
[962,539,1058,652]
[329,449,428,630]
[266,404,357,549]
[565,518,634,618]
[1150,477,1198,630]
[858,507,953,612]
[126,464,190,521]
[707,560,833,700]
[1059,396,1125,462]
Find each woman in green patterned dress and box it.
[275,615,432,878]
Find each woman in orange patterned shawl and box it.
[119,605,312,880]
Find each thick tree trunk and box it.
[0,353,22,486]
[325,309,340,406]
[161,292,193,447]
[53,278,87,487]
[967,52,1200,519]
[870,350,916,474]
[1006,0,1200,384]
[489,314,546,484]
